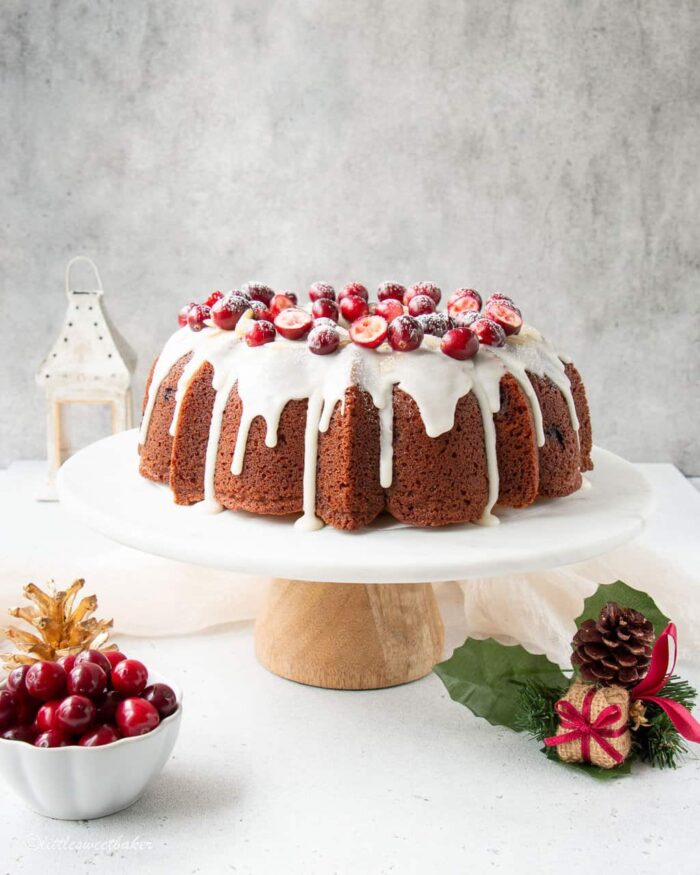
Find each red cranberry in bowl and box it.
[407,294,436,317]
[349,315,388,349]
[483,300,522,336]
[105,651,127,670]
[308,325,340,355]
[111,659,148,697]
[187,304,211,332]
[0,690,18,731]
[56,695,96,735]
[116,698,160,738]
[68,662,107,698]
[211,294,250,331]
[74,649,113,677]
[338,282,369,302]
[142,683,178,719]
[34,729,72,748]
[374,298,404,322]
[473,318,507,347]
[242,283,275,306]
[274,307,313,340]
[35,699,63,733]
[377,282,406,302]
[417,312,454,337]
[387,315,424,352]
[57,654,77,674]
[404,282,441,306]
[269,292,298,317]
[311,298,339,322]
[339,294,369,323]
[308,282,336,302]
[79,725,121,747]
[95,690,123,725]
[441,327,479,361]
[7,665,30,696]
[2,725,37,744]
[25,661,67,702]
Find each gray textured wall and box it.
[1,0,699,471]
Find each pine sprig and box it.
[632,675,698,769]
[513,680,566,742]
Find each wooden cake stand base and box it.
[255,581,444,689]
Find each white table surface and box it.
[1,461,700,875]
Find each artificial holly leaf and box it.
[434,638,568,732]
[575,580,671,639]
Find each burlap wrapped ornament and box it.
[545,682,631,769]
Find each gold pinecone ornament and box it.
[0,579,115,670]
[571,602,654,687]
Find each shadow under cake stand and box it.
[57,430,653,690]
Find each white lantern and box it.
[36,256,134,498]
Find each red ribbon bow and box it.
[544,686,627,764]
[630,622,700,742]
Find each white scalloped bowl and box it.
[0,671,182,820]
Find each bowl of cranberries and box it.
[0,650,181,820]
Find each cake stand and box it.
[57,430,653,690]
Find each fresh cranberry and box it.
[270,293,297,317]
[483,300,523,335]
[245,320,276,347]
[387,315,424,352]
[34,729,72,748]
[16,697,39,726]
[57,654,77,673]
[311,317,338,330]
[95,690,123,724]
[25,662,67,702]
[68,663,107,698]
[473,318,507,347]
[242,283,275,305]
[349,314,388,349]
[453,309,480,328]
[487,292,516,306]
[248,300,273,321]
[2,725,37,744]
[111,659,149,696]
[311,298,339,322]
[142,683,178,718]
[74,650,112,676]
[274,307,313,340]
[407,294,436,317]
[211,294,250,331]
[35,699,63,732]
[178,302,196,327]
[79,725,120,747]
[105,651,127,670]
[339,294,369,323]
[56,695,96,735]
[187,304,211,332]
[7,665,29,695]
[204,290,224,308]
[116,698,160,738]
[338,282,369,302]
[374,299,404,322]
[377,282,406,302]
[404,282,441,306]
[0,691,18,731]
[308,325,340,355]
[447,289,482,318]
[441,327,479,360]
[417,312,454,337]
[308,282,336,302]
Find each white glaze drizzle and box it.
[139,321,581,528]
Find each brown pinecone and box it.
[571,602,654,686]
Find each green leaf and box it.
[434,638,568,732]
[575,580,671,638]
[543,746,634,780]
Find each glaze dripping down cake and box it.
[138,282,593,531]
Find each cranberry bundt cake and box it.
[138,282,593,531]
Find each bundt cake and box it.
[138,282,593,531]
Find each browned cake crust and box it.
[317,387,385,530]
[139,354,191,484]
[529,374,583,497]
[214,388,307,515]
[170,361,216,505]
[385,387,489,526]
[565,362,594,472]
[494,373,539,508]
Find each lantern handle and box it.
[65,256,104,298]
